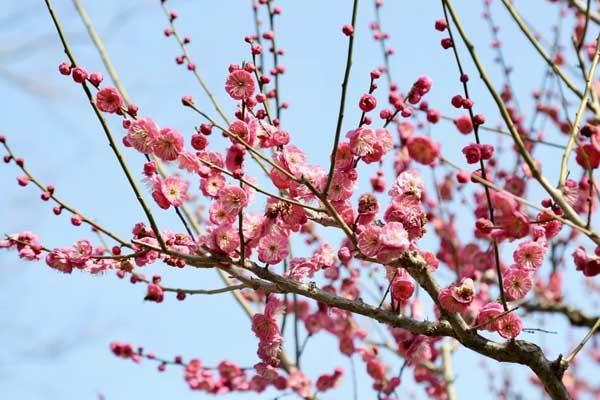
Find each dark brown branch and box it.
[522,301,600,331]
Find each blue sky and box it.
[1,0,598,399]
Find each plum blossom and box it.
[258,233,289,265]
[315,367,343,392]
[513,240,546,270]
[438,278,475,313]
[178,151,201,173]
[377,221,410,263]
[475,302,504,331]
[252,296,284,366]
[362,128,393,163]
[152,176,189,209]
[391,273,415,303]
[45,247,73,273]
[69,239,93,267]
[357,225,383,257]
[454,114,473,134]
[127,117,159,153]
[346,127,377,157]
[406,136,440,165]
[497,312,523,339]
[212,224,241,255]
[389,170,425,199]
[218,185,249,215]
[502,266,533,300]
[385,195,427,240]
[96,87,122,113]
[286,257,319,281]
[228,120,255,145]
[201,174,226,198]
[573,246,600,277]
[225,69,256,100]
[0,231,42,260]
[152,127,184,161]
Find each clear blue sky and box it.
[1,0,597,399]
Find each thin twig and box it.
[501,0,600,116]
[43,0,166,250]
[441,0,508,310]
[565,317,600,363]
[323,0,360,197]
[559,34,600,187]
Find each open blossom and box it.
[278,145,307,177]
[46,247,73,273]
[152,176,189,208]
[406,136,440,165]
[252,313,280,340]
[286,257,319,281]
[288,370,312,398]
[251,118,279,148]
[389,170,425,199]
[499,211,529,240]
[0,231,42,260]
[381,221,410,251]
[258,233,289,265]
[438,278,475,313]
[357,225,383,257]
[96,87,123,113]
[334,142,355,171]
[265,198,308,231]
[178,151,201,173]
[218,185,249,215]
[403,335,432,365]
[225,69,256,100]
[536,211,563,239]
[475,302,504,331]
[326,170,355,201]
[197,150,225,178]
[69,239,93,267]
[385,195,427,241]
[152,127,184,161]
[378,221,410,263]
[133,237,160,266]
[312,243,336,269]
[503,267,533,301]
[127,117,159,153]
[225,144,246,172]
[211,224,240,254]
[362,128,393,163]
[497,312,523,339]
[513,240,546,270]
[200,174,226,198]
[209,201,236,225]
[346,127,377,157]
[344,127,393,163]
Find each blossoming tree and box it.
[3,0,600,398]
